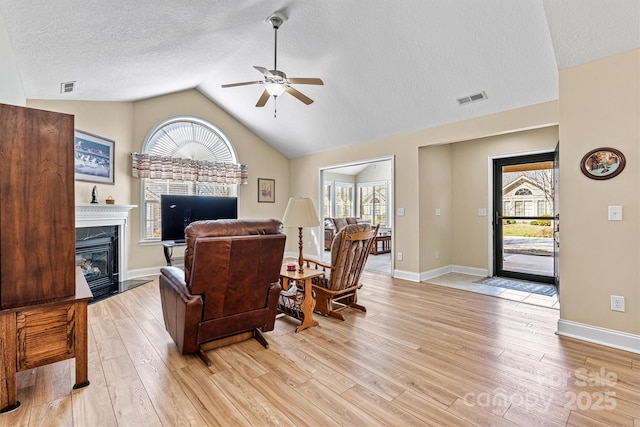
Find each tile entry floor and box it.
[424,272,559,310]
[320,250,559,310]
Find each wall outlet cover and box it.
[610,295,625,312]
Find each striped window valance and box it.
[131,153,248,184]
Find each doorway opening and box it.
[319,157,394,276]
[493,152,557,285]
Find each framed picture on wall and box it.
[258,178,275,203]
[74,130,115,184]
[580,147,625,180]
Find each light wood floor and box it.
[3,272,639,426]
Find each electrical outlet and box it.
[397,252,403,261]
[435,250,439,259]
[610,295,625,312]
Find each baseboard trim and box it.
[420,266,452,282]
[451,265,489,277]
[417,264,488,282]
[393,269,421,282]
[557,319,640,355]
[126,267,164,280]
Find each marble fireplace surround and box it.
[75,203,136,293]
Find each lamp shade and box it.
[282,197,320,228]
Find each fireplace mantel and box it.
[75,203,136,292]
[75,203,137,227]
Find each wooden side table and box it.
[371,234,391,255]
[0,268,92,413]
[278,266,324,333]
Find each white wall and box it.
[0,14,25,106]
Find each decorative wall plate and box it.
[580,147,625,180]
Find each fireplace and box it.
[76,227,118,302]
[75,203,136,297]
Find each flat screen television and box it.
[160,195,238,242]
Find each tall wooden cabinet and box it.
[0,103,91,413]
[0,103,75,308]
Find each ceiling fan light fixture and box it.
[265,82,287,97]
[221,10,322,110]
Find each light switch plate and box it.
[608,205,622,221]
[435,208,441,216]
[397,208,405,216]
[478,208,487,217]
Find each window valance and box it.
[131,153,248,184]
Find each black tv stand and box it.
[162,241,185,266]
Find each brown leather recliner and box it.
[159,219,286,364]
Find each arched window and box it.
[515,188,532,196]
[135,116,244,241]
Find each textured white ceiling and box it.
[1,0,638,158]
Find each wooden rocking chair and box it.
[304,223,379,320]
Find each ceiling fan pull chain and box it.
[274,97,277,118]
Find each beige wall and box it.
[27,100,135,205]
[29,89,290,274]
[417,127,558,275]
[131,90,291,269]
[419,144,453,272]
[559,49,640,335]
[323,172,355,185]
[28,95,559,278]
[450,127,558,271]
[290,101,558,275]
[356,161,392,183]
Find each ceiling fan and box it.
[221,12,324,112]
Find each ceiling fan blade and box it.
[286,86,313,105]
[287,77,324,85]
[253,66,274,77]
[221,80,262,88]
[255,90,270,107]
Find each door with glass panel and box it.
[493,153,556,284]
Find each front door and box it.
[493,152,556,284]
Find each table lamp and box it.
[282,197,320,273]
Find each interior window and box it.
[334,183,354,217]
[323,182,333,218]
[358,182,387,226]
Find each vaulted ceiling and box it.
[1,1,638,158]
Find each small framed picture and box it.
[580,147,626,180]
[74,130,115,184]
[258,178,275,203]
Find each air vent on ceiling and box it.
[60,81,75,93]
[456,91,487,106]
